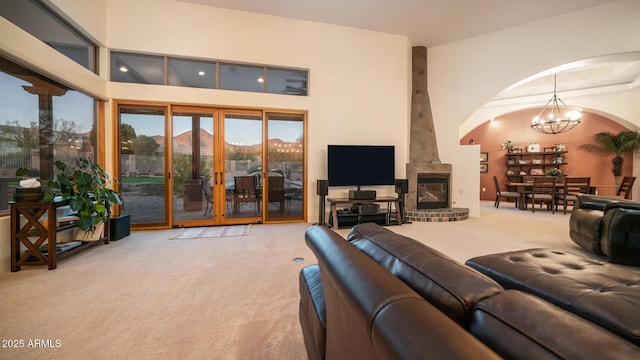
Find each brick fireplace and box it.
[405,46,468,222]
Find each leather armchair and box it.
[569,194,640,266]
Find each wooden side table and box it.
[10,200,109,271]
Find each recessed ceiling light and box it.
[257,77,264,83]
[119,66,128,72]
[198,71,205,76]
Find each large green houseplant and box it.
[578,131,640,185]
[49,157,122,233]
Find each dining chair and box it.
[492,176,520,208]
[525,176,557,213]
[616,176,636,199]
[521,175,535,204]
[554,177,590,215]
[268,176,286,213]
[200,176,214,216]
[233,175,260,214]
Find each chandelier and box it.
[531,75,581,134]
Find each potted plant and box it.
[578,131,640,185]
[48,157,122,235]
[501,140,516,151]
[544,168,564,178]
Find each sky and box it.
[0,73,94,133]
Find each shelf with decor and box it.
[505,144,567,184]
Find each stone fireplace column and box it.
[406,46,452,211]
[409,46,439,164]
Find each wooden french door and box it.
[118,102,306,229]
[171,106,219,226]
[263,112,306,222]
[215,110,306,224]
[218,109,264,225]
[118,104,170,229]
[171,107,265,226]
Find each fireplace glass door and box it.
[417,174,449,209]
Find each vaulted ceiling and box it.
[177,0,616,47]
[178,1,639,100]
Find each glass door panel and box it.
[171,108,216,225]
[119,106,168,227]
[221,111,263,223]
[265,113,305,222]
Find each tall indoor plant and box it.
[49,157,122,234]
[579,131,640,185]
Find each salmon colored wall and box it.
[462,109,633,200]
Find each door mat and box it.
[169,225,250,239]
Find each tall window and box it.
[0,56,97,212]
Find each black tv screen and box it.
[327,145,395,187]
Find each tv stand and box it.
[326,196,402,229]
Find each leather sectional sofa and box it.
[569,194,640,266]
[299,222,640,359]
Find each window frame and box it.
[110,51,309,96]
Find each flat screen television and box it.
[327,145,395,187]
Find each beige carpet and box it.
[0,201,595,359]
[169,225,251,239]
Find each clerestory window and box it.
[111,51,308,96]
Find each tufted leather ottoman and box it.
[466,248,640,345]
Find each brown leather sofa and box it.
[299,223,640,359]
[569,194,640,266]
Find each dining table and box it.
[508,181,618,211]
[589,184,617,196]
[508,182,542,210]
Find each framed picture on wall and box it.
[480,152,488,162]
[480,164,488,173]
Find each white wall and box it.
[428,0,640,216]
[103,0,411,222]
